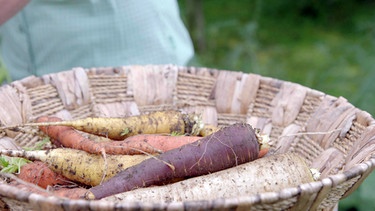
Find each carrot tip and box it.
[85,191,96,200]
[255,129,270,151]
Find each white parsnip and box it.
[0,148,149,186]
[102,153,318,203]
[2,111,203,140]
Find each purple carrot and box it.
[85,123,261,199]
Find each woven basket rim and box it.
[0,158,373,209]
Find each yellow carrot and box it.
[5,111,203,140]
[0,148,150,186]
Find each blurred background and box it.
[178,0,374,210]
[0,0,374,210]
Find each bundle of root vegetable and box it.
[0,110,320,202]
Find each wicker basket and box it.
[0,65,374,211]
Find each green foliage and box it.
[170,131,184,136]
[23,137,51,151]
[0,156,30,174]
[339,172,375,211]
[120,128,130,136]
[181,0,375,116]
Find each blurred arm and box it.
[0,0,29,25]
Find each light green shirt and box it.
[0,0,194,81]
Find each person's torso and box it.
[0,0,194,80]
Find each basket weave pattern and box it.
[0,65,374,211]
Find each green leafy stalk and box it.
[23,137,51,151]
[120,128,130,136]
[170,131,185,136]
[0,156,30,174]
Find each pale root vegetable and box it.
[34,116,202,155]
[0,148,150,186]
[85,123,261,200]
[198,124,220,137]
[7,110,202,140]
[17,161,72,189]
[102,153,318,203]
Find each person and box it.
[0,0,194,81]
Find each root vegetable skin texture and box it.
[258,147,269,158]
[198,124,220,137]
[125,134,267,158]
[36,117,200,155]
[86,123,260,200]
[17,161,71,189]
[122,134,202,152]
[103,153,316,203]
[35,111,192,140]
[0,148,149,186]
[7,181,87,199]
[52,187,89,199]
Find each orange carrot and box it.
[37,116,103,154]
[8,180,87,199]
[52,187,88,199]
[122,134,202,152]
[37,117,202,155]
[17,161,72,189]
